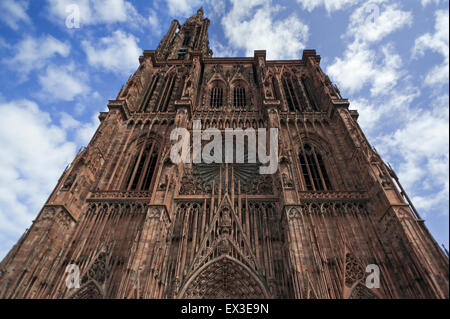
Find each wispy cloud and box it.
[81,30,141,75]
[221,0,309,59]
[3,34,70,80]
[0,0,31,30]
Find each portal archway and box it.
[178,255,270,299]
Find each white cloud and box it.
[0,99,78,259]
[38,64,90,101]
[165,0,202,17]
[327,42,375,94]
[81,30,141,74]
[46,0,146,27]
[377,98,449,213]
[326,0,448,223]
[413,9,449,86]
[0,98,102,259]
[59,112,99,145]
[420,0,446,6]
[327,2,411,95]
[210,40,238,57]
[221,0,309,60]
[206,0,226,18]
[327,41,403,95]
[371,44,403,95]
[148,9,162,35]
[350,85,419,132]
[346,2,412,43]
[3,34,70,78]
[296,0,360,12]
[0,0,31,30]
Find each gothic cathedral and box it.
[0,9,448,299]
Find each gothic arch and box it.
[125,133,162,153]
[298,136,335,191]
[230,76,250,107]
[297,132,334,157]
[298,132,342,188]
[68,280,104,299]
[119,135,161,191]
[178,255,271,299]
[153,71,177,112]
[207,77,227,108]
[346,281,380,299]
[281,72,304,112]
[207,74,227,88]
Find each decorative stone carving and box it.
[181,256,269,299]
[344,253,365,287]
[81,244,112,286]
[347,282,379,299]
[1,9,448,301]
[69,281,104,299]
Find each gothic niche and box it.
[158,158,174,191]
[280,156,294,189]
[73,243,113,300]
[217,206,232,254]
[61,163,82,191]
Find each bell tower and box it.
[156,7,212,61]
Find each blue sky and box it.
[0,0,448,260]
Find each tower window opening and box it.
[210,85,223,108]
[124,141,159,191]
[142,75,159,112]
[282,75,302,112]
[233,87,246,108]
[301,76,319,111]
[155,74,176,112]
[299,143,332,191]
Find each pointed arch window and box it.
[299,143,332,191]
[210,82,224,108]
[301,76,319,111]
[123,140,159,191]
[233,86,246,107]
[271,76,279,99]
[142,75,159,112]
[282,74,303,112]
[154,73,176,112]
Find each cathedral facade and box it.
[0,9,448,299]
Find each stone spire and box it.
[155,8,212,61]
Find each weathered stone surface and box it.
[0,9,447,299]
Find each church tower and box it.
[0,9,448,299]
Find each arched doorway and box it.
[178,255,270,299]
